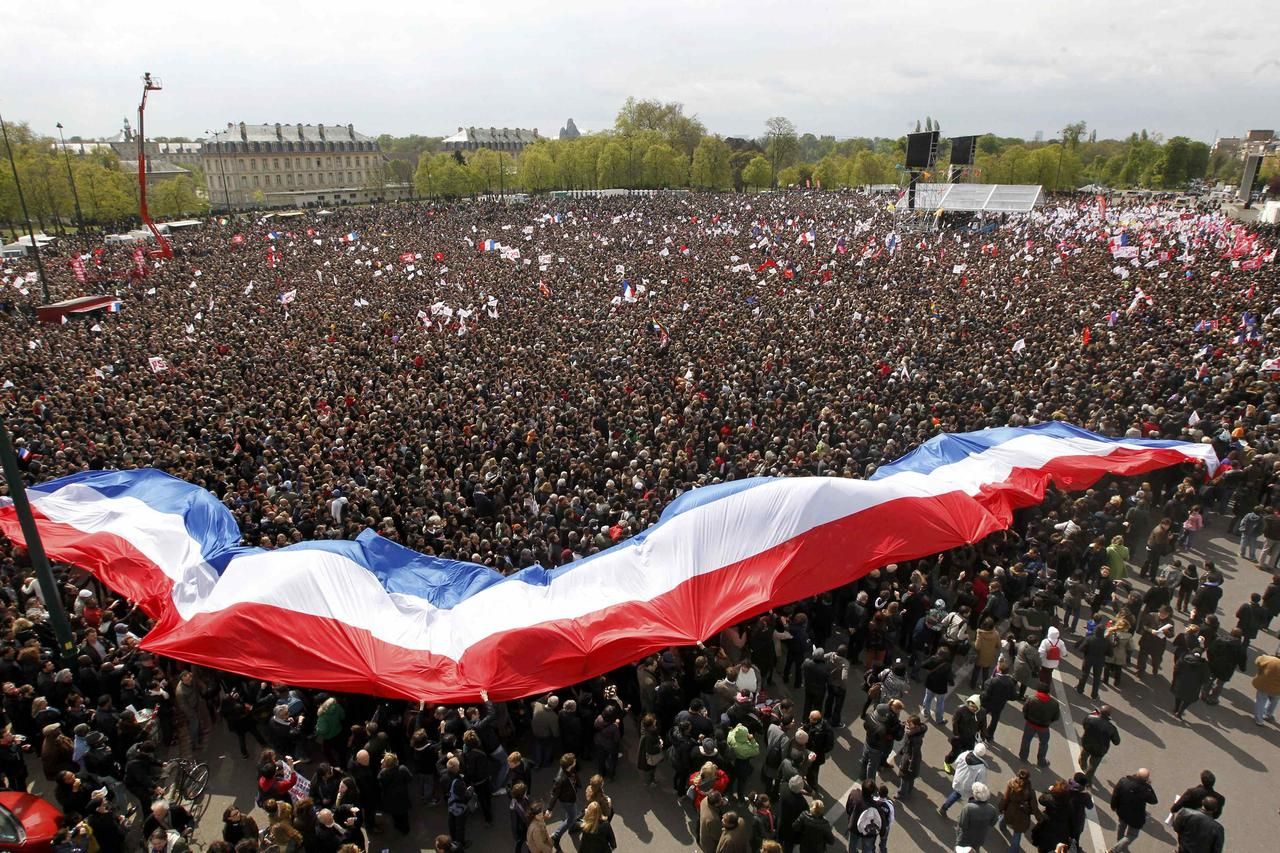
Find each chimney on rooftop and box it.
[348,123,355,140]
[297,124,305,141]
[275,122,283,140]
[318,123,326,140]
[239,122,247,142]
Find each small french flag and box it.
[16,447,31,462]
[478,239,498,252]
[107,302,122,313]
[342,232,358,243]
[621,280,636,302]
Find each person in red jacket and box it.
[1018,690,1060,768]
[687,760,729,810]
[257,752,298,807]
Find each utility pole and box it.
[206,130,233,211]
[55,124,85,233]
[0,416,76,663]
[1055,126,1067,193]
[0,112,51,303]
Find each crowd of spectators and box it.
[1,189,1276,852]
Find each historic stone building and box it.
[201,122,399,210]
[441,126,541,153]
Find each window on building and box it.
[250,159,256,171]
[348,171,353,183]
[253,175,260,187]
[286,174,293,186]
[284,158,291,168]
[275,175,282,186]
[241,176,249,188]
[316,158,322,168]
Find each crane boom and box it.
[137,72,173,260]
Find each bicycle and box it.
[166,757,211,805]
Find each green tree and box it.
[690,136,733,190]
[642,142,687,188]
[1062,121,1088,150]
[519,145,557,193]
[764,117,798,185]
[812,155,848,189]
[415,152,472,198]
[729,150,757,191]
[467,148,514,193]
[615,97,706,157]
[74,158,136,223]
[1185,141,1210,182]
[597,141,629,188]
[849,150,893,185]
[150,175,207,217]
[741,155,772,191]
[1157,136,1192,188]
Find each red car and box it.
[0,793,63,853]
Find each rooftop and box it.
[209,122,374,144]
[443,126,541,145]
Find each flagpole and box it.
[0,112,52,303]
[0,415,76,662]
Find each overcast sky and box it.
[6,0,1277,144]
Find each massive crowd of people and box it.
[1,188,1278,853]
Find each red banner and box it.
[399,252,415,263]
[69,256,87,284]
[231,234,246,246]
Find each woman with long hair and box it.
[576,801,617,852]
[998,768,1041,853]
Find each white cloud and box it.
[4,0,1276,143]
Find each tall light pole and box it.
[205,129,232,212]
[55,124,85,234]
[0,414,76,664]
[0,112,51,303]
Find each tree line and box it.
[1,122,208,238]
[402,101,1271,198]
[5,101,1276,236]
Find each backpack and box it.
[856,804,883,837]
[764,733,790,775]
[1044,640,1062,662]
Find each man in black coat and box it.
[979,663,1019,743]
[1202,629,1247,704]
[800,649,832,718]
[1172,650,1211,719]
[1109,768,1158,852]
[1172,797,1225,853]
[1169,769,1226,818]
[800,710,834,788]
[1077,705,1120,782]
[1076,625,1111,700]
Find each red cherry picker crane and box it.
[136,72,173,259]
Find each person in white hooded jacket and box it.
[938,742,989,818]
[1037,627,1065,686]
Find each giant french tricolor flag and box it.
[0,424,1215,701]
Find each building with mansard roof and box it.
[441,126,541,153]
[201,122,404,210]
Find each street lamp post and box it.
[205,130,233,212]
[0,112,51,303]
[55,124,85,233]
[0,415,76,663]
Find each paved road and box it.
[35,516,1279,852]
